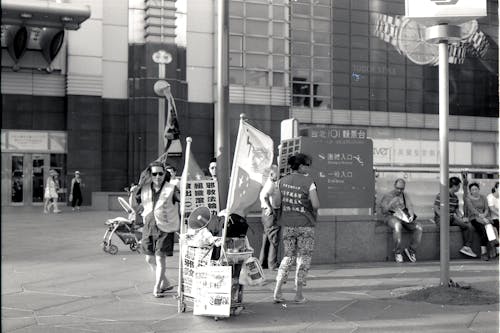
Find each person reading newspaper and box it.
[380,178,423,263]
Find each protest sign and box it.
[192,265,232,317]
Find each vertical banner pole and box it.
[220,115,246,260]
[177,137,192,312]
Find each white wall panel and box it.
[186,67,213,102]
[71,0,103,20]
[67,56,102,76]
[187,0,213,32]
[129,9,145,44]
[187,32,214,67]
[103,26,128,62]
[67,19,103,57]
[102,61,128,99]
[103,0,128,26]
[186,0,214,103]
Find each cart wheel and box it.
[108,244,118,255]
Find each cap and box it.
[75,170,80,175]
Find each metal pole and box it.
[158,64,166,157]
[439,39,450,286]
[215,0,230,208]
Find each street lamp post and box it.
[152,50,173,157]
[215,0,230,208]
[425,24,461,286]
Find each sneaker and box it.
[459,246,477,258]
[404,248,416,263]
[395,253,403,263]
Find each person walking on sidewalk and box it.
[465,182,493,261]
[380,178,422,263]
[433,177,477,258]
[129,161,180,297]
[273,153,319,304]
[69,171,84,211]
[44,169,61,214]
[259,164,281,270]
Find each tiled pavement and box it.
[2,207,498,332]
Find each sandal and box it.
[273,296,286,304]
[160,285,174,293]
[294,297,307,304]
[153,291,166,298]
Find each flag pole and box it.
[177,137,192,313]
[220,114,246,261]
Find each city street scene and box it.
[1,0,499,332]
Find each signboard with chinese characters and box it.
[192,265,232,317]
[372,139,472,166]
[184,179,219,225]
[8,131,48,151]
[182,246,213,298]
[406,0,486,25]
[1,130,67,153]
[280,128,374,209]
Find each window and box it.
[229,1,290,88]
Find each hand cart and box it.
[177,235,253,320]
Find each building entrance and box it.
[1,153,66,206]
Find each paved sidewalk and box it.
[2,207,499,332]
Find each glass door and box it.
[11,155,24,204]
[32,155,48,204]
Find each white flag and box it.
[226,121,274,217]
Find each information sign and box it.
[192,265,232,317]
[279,127,374,209]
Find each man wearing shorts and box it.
[130,161,180,297]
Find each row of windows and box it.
[229,1,290,88]
[226,0,497,117]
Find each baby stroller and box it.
[102,197,143,255]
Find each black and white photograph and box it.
[1,0,498,332]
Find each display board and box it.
[182,246,213,298]
[183,179,219,225]
[279,127,374,209]
[192,265,232,317]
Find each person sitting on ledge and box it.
[434,177,477,258]
[380,178,422,263]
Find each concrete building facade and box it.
[1,0,498,208]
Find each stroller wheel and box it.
[108,244,119,255]
[130,243,140,252]
[102,242,108,252]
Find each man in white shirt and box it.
[259,165,281,270]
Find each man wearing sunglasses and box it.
[130,161,181,297]
[380,178,423,264]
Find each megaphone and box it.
[187,206,212,230]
